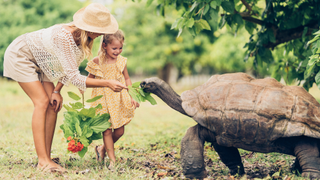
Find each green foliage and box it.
[128,81,157,105]
[0,0,83,75]
[60,91,111,158]
[145,0,320,89]
[306,30,320,90]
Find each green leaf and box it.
[188,26,196,36]
[63,104,77,112]
[221,1,235,13]
[95,104,103,110]
[189,1,199,12]
[304,62,316,79]
[90,113,111,133]
[78,146,88,158]
[316,71,320,89]
[79,136,90,147]
[67,91,81,101]
[195,19,211,31]
[233,13,243,26]
[146,0,153,7]
[86,95,103,103]
[185,18,194,28]
[245,21,256,34]
[79,108,96,118]
[210,0,221,8]
[128,86,143,103]
[202,4,210,15]
[75,122,82,136]
[144,93,157,105]
[70,102,83,109]
[90,132,103,140]
[171,17,183,30]
[132,81,141,88]
[60,124,73,139]
[138,88,146,97]
[219,14,227,29]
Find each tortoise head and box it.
[140,77,164,94]
[140,77,189,117]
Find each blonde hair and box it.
[98,29,125,65]
[70,24,94,59]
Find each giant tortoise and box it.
[140,72,320,179]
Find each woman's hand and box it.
[131,98,140,109]
[107,80,128,92]
[51,92,63,112]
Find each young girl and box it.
[85,30,139,169]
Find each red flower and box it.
[67,138,84,153]
[67,136,72,141]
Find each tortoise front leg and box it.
[211,143,245,176]
[294,137,320,179]
[180,124,207,179]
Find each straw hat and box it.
[73,3,118,34]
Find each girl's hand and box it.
[131,98,140,109]
[51,92,63,112]
[108,80,128,92]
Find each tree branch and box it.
[240,0,252,12]
[264,22,319,49]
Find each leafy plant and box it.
[306,30,320,90]
[128,81,157,105]
[60,92,111,158]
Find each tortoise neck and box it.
[153,81,190,117]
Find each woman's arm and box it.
[51,82,64,112]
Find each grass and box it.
[0,77,317,180]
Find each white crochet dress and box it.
[25,24,87,92]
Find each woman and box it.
[3,3,126,173]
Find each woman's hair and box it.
[98,29,125,65]
[70,23,94,59]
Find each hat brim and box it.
[73,7,119,34]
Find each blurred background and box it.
[0,0,275,89]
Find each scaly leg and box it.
[180,124,207,179]
[212,143,245,175]
[294,137,320,179]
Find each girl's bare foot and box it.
[95,145,106,162]
[108,161,115,172]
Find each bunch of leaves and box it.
[60,92,111,158]
[128,82,157,105]
[306,30,320,90]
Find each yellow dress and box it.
[85,55,134,129]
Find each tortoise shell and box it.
[181,73,320,146]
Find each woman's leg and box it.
[18,81,61,170]
[42,82,58,158]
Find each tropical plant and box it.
[60,92,111,158]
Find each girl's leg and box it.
[112,126,124,143]
[100,126,125,164]
[18,81,61,170]
[42,82,58,158]
[102,129,116,163]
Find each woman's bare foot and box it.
[37,160,67,173]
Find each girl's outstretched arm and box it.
[123,65,140,108]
